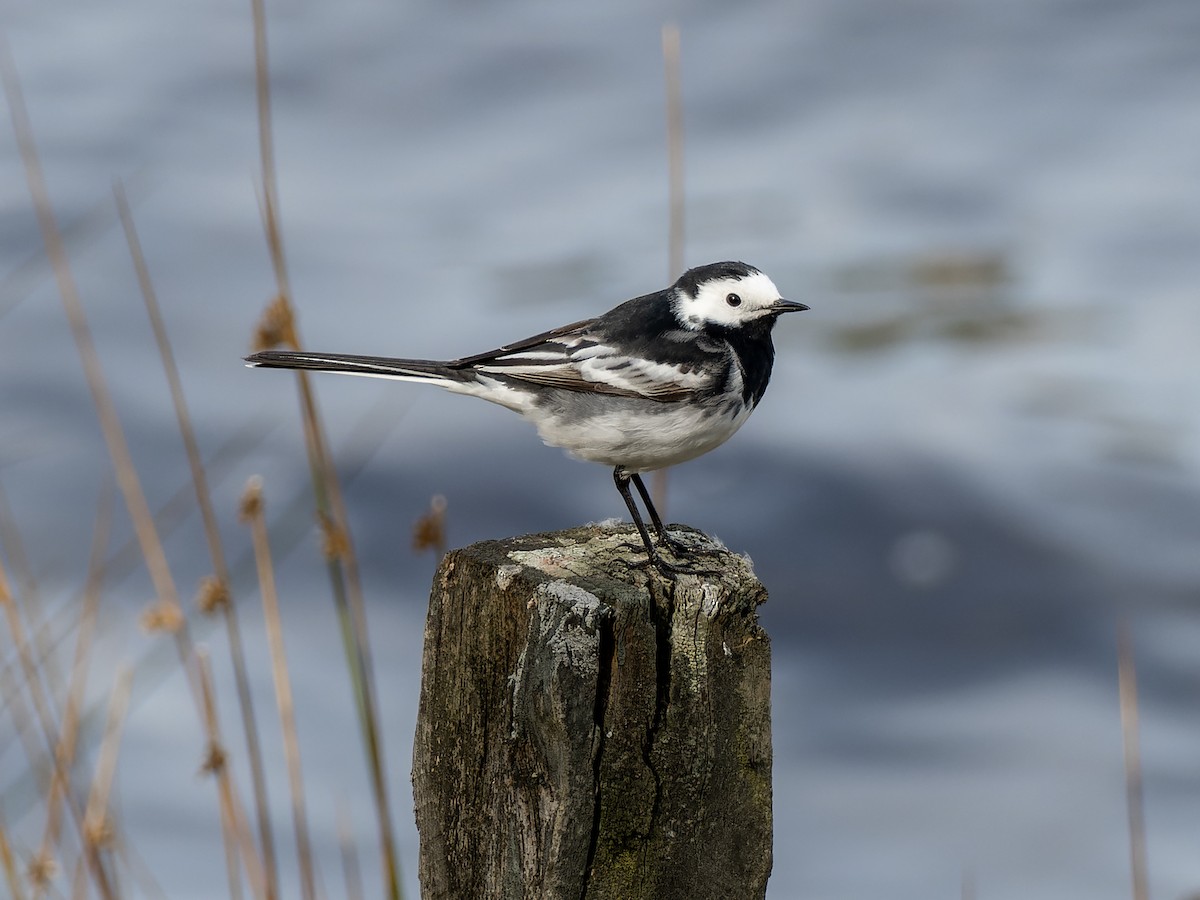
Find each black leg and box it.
[612,468,679,575]
[629,473,667,537]
[630,473,690,554]
[630,472,725,560]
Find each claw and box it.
[645,548,723,578]
[656,531,725,560]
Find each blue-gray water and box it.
[2,1,1199,897]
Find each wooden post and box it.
[412,524,773,900]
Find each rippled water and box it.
[2,1,1199,897]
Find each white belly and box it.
[530,396,753,472]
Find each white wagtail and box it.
[246,261,807,573]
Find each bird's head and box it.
[671,261,808,331]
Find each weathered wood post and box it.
[412,524,773,900]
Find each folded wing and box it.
[454,321,721,402]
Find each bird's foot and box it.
[618,544,723,579]
[614,529,724,578]
[641,553,684,579]
[655,530,724,560]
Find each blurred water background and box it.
[2,0,1199,897]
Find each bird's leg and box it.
[612,468,681,575]
[630,473,723,559]
[629,473,690,555]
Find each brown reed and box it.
[0,35,206,715]
[961,867,976,900]
[652,22,685,519]
[0,171,151,324]
[81,667,134,898]
[114,179,280,900]
[0,550,114,899]
[240,478,317,900]
[31,490,112,900]
[1,40,286,899]
[196,647,267,900]
[0,812,26,900]
[337,800,365,900]
[1117,622,1149,900]
[0,484,63,698]
[248,3,403,895]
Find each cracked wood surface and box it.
[412,524,773,900]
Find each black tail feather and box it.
[245,350,456,380]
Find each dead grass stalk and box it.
[81,667,134,898]
[248,3,402,895]
[1117,622,1149,900]
[0,36,204,714]
[240,478,317,900]
[196,647,269,900]
[114,179,280,900]
[652,22,685,518]
[31,490,113,900]
[0,552,114,899]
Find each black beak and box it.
[770,299,810,314]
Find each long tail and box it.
[245,349,468,385]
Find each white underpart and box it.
[531,397,753,471]
[673,271,784,329]
[341,362,744,469]
[364,363,745,469]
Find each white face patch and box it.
[672,271,785,329]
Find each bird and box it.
[245,260,807,574]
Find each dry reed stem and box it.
[303,235,403,900]
[0,814,27,900]
[251,0,289,299]
[112,183,225,581]
[961,868,976,900]
[652,22,685,518]
[196,648,266,900]
[112,835,170,900]
[0,484,63,698]
[2,45,262,898]
[16,398,386,760]
[248,3,402,895]
[98,414,275,588]
[0,38,205,714]
[0,172,151,324]
[1117,622,1149,900]
[32,489,113,900]
[69,855,86,900]
[0,656,50,803]
[0,554,114,899]
[7,417,270,737]
[0,436,254,698]
[114,179,280,900]
[662,22,685,283]
[240,478,317,900]
[81,667,134,897]
[337,800,365,900]
[0,661,56,886]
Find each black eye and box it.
[726,293,742,307]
